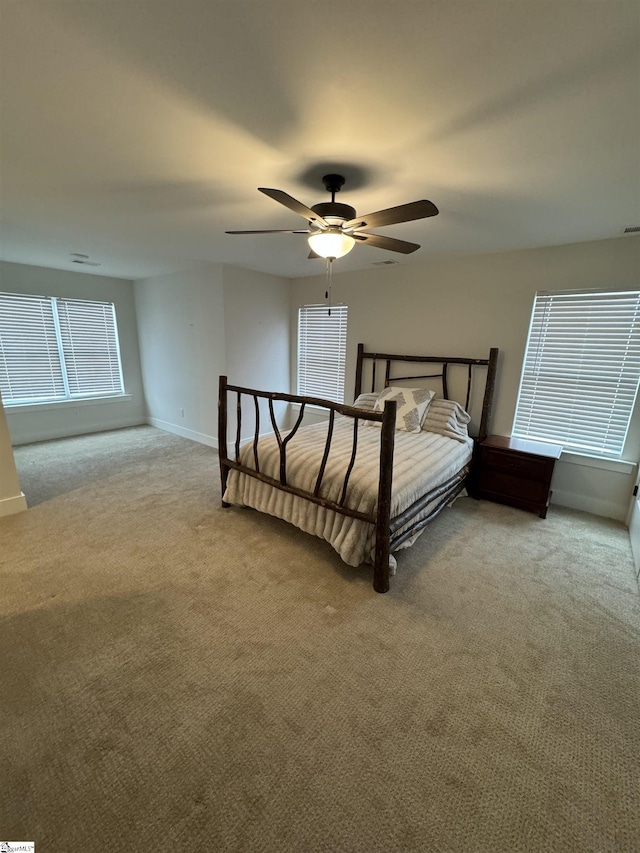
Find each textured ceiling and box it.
[1,1,639,280]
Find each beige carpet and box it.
[2,426,639,852]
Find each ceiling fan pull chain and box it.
[326,258,333,316]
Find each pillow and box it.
[372,386,435,433]
[421,398,471,442]
[352,392,379,411]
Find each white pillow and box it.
[372,386,435,433]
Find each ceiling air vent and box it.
[70,253,101,267]
[372,260,399,266]
[623,226,640,234]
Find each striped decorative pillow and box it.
[352,392,379,411]
[421,398,471,442]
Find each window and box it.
[512,289,640,458]
[297,304,348,403]
[0,292,125,406]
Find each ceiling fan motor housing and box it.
[310,201,356,226]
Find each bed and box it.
[218,344,498,592]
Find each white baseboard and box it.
[12,417,147,446]
[551,489,626,522]
[148,418,285,452]
[0,491,28,518]
[147,417,218,449]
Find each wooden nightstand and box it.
[474,435,562,518]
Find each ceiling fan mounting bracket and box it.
[321,174,346,196]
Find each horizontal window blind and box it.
[0,293,65,404]
[56,298,124,397]
[0,291,125,406]
[512,290,640,458]
[298,304,348,403]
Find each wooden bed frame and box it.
[218,344,498,593]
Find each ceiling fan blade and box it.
[345,199,438,230]
[225,229,309,234]
[258,188,328,226]
[354,232,420,254]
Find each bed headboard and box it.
[354,344,499,442]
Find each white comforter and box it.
[223,417,473,568]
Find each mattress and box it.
[223,416,473,569]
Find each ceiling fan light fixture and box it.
[307,228,355,259]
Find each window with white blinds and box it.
[512,289,640,458]
[297,304,348,403]
[0,292,125,406]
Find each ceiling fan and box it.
[226,174,439,260]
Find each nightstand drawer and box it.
[481,447,548,480]
[478,469,548,503]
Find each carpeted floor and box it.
[2,425,639,852]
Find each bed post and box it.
[218,375,231,508]
[478,347,499,442]
[354,343,364,400]
[373,400,396,593]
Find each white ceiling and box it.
[1,1,639,281]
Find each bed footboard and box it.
[218,375,397,592]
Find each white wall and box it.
[222,264,290,442]
[290,236,640,521]
[133,263,290,448]
[134,264,226,446]
[0,391,27,517]
[1,261,146,446]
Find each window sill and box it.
[6,394,132,414]
[559,451,636,475]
